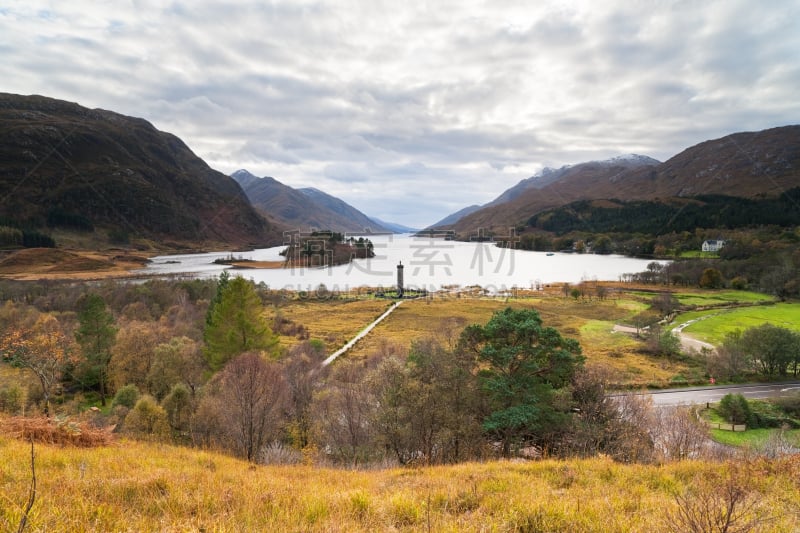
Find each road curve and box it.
[671,318,716,353]
[611,323,714,353]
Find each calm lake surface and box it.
[139,234,661,292]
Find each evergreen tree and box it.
[460,307,583,456]
[205,270,230,327]
[204,276,277,371]
[75,293,118,406]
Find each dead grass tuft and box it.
[1,415,114,447]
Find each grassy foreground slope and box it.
[2,436,799,532]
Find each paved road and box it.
[619,382,800,406]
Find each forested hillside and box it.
[0,94,282,249]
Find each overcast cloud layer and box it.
[2,1,799,227]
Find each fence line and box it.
[706,421,747,432]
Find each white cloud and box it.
[1,0,799,227]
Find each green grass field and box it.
[673,290,776,307]
[679,251,720,259]
[673,303,800,345]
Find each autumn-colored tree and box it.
[147,336,206,399]
[1,313,77,416]
[109,320,166,391]
[369,339,484,465]
[699,267,724,289]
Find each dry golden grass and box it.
[1,434,798,532]
[266,298,394,353]
[270,293,695,386]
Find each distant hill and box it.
[368,217,418,234]
[298,187,390,232]
[428,204,483,229]
[232,171,388,233]
[0,93,282,248]
[452,127,800,233]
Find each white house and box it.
[701,239,725,252]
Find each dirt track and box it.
[612,323,715,354]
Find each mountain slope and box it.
[369,217,418,233]
[233,171,387,232]
[298,187,389,232]
[452,156,660,232]
[0,93,281,248]
[611,126,800,199]
[486,154,660,208]
[428,204,483,229]
[452,127,800,233]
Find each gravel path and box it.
[322,300,403,366]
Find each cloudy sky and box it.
[2,1,799,227]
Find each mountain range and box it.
[445,127,800,234]
[0,93,281,248]
[1,92,797,251]
[232,170,393,233]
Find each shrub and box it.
[124,395,170,440]
[0,383,27,414]
[771,392,800,418]
[259,441,302,465]
[161,383,193,438]
[730,276,749,290]
[717,394,753,426]
[748,399,798,429]
[112,384,140,409]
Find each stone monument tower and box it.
[397,261,404,298]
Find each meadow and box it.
[674,303,800,345]
[1,433,798,532]
[269,292,700,386]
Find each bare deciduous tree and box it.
[654,406,708,461]
[606,392,658,463]
[311,360,376,466]
[283,341,327,449]
[210,353,288,461]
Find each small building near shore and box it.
[701,239,725,252]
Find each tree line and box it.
[527,189,800,236]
